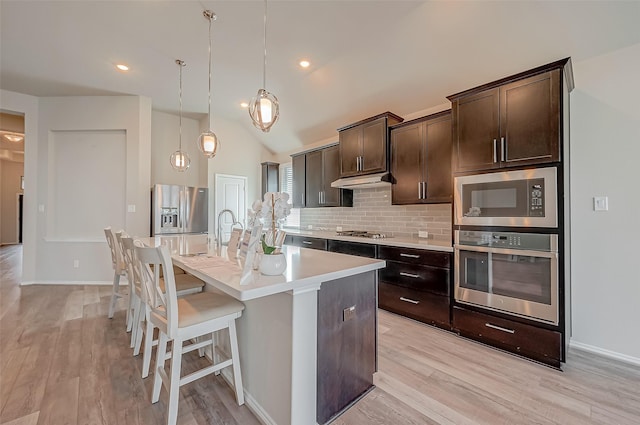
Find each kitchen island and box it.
[143,234,386,425]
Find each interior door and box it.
[214,174,246,244]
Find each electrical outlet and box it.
[73,259,80,268]
[336,226,343,232]
[418,230,429,238]
[594,196,608,211]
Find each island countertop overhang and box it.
[141,235,386,301]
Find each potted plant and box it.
[250,192,291,275]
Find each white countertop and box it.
[140,234,386,301]
[284,229,454,252]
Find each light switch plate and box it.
[127,204,136,213]
[594,196,608,211]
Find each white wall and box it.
[199,116,277,230]
[151,111,207,187]
[32,96,151,283]
[570,43,640,362]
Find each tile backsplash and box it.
[299,187,452,241]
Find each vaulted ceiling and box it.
[1,1,639,154]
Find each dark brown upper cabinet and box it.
[291,154,306,208]
[260,161,279,198]
[448,58,574,173]
[338,112,403,178]
[390,110,452,205]
[291,145,353,209]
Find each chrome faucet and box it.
[217,209,244,245]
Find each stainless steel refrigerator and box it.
[151,184,208,235]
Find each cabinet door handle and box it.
[400,297,420,305]
[400,253,420,259]
[400,272,420,279]
[318,192,321,204]
[422,181,427,199]
[301,193,305,205]
[302,241,313,245]
[501,137,506,162]
[493,139,498,163]
[485,323,515,334]
[418,182,422,199]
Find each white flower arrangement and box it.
[248,192,292,254]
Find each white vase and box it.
[259,253,287,275]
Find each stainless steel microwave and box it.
[454,167,558,228]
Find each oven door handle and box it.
[454,244,558,259]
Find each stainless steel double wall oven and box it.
[453,166,560,325]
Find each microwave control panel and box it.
[528,178,545,217]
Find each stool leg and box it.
[108,273,120,319]
[211,332,220,376]
[142,316,155,378]
[166,337,183,425]
[126,290,135,332]
[132,300,144,352]
[228,320,244,405]
[152,331,168,404]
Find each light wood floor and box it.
[2,245,640,425]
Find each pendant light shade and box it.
[170,59,191,172]
[249,0,279,132]
[198,10,220,159]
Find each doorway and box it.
[214,174,247,244]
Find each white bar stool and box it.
[135,244,245,425]
[104,227,128,320]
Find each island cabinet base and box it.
[317,271,377,425]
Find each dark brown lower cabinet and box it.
[452,306,562,368]
[317,271,377,425]
[377,246,452,330]
[378,282,449,328]
[284,235,328,251]
[327,240,377,258]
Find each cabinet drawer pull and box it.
[302,241,313,245]
[400,297,420,305]
[493,139,498,163]
[485,323,515,334]
[399,272,420,279]
[400,253,420,259]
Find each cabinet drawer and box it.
[284,235,327,251]
[379,261,449,295]
[452,306,561,367]
[377,245,451,268]
[327,240,376,258]
[379,282,450,328]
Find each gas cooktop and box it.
[336,230,388,239]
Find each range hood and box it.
[331,172,392,189]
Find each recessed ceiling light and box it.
[240,102,249,108]
[116,64,129,71]
[299,60,310,68]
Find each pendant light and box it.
[197,10,220,158]
[248,0,279,132]
[170,59,191,172]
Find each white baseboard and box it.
[570,339,640,367]
[20,280,112,286]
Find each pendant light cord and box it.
[178,60,184,151]
[207,14,213,129]
[262,0,268,89]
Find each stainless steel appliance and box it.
[151,184,208,235]
[454,229,559,325]
[336,230,388,239]
[454,167,557,228]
